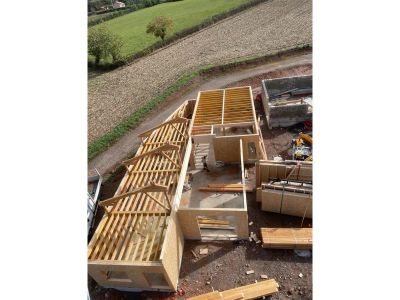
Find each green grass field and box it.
[90,0,250,61]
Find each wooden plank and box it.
[199,187,253,193]
[198,218,230,226]
[99,182,169,208]
[261,228,312,249]
[138,116,188,137]
[187,279,279,300]
[188,291,222,300]
[121,143,180,167]
[221,293,244,300]
[208,183,244,188]
[220,279,278,299]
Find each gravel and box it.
[88,0,312,142]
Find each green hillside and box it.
[89,0,250,61]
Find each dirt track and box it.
[88,0,312,142]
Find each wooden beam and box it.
[171,123,186,137]
[187,279,279,300]
[111,211,167,215]
[99,182,168,207]
[144,192,170,211]
[138,116,189,137]
[161,152,180,169]
[121,143,180,167]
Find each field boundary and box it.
[88,44,312,160]
[89,0,269,71]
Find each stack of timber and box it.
[261,228,312,249]
[197,217,233,230]
[199,183,252,193]
[187,279,279,300]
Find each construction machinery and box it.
[292,132,313,161]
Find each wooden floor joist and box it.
[260,228,312,249]
[88,102,189,263]
[187,279,279,300]
[191,86,256,134]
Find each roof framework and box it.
[191,86,256,134]
[88,104,189,263]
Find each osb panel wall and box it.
[177,209,249,239]
[88,262,166,289]
[213,135,262,163]
[261,189,312,218]
[160,212,184,291]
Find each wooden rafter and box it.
[138,116,188,138]
[161,152,180,168]
[121,142,180,168]
[99,182,168,208]
[111,211,167,215]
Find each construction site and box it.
[88,75,313,299]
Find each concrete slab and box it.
[182,142,245,209]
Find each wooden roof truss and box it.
[88,103,189,263]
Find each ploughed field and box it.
[88,0,312,144]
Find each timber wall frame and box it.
[88,101,192,291]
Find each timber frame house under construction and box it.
[88,86,311,291]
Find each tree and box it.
[109,34,124,62]
[88,25,123,65]
[146,16,173,41]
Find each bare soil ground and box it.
[88,64,313,300]
[88,0,312,142]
